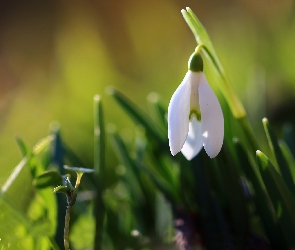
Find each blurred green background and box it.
[1,0,295,245]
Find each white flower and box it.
[168,70,224,160]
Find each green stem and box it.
[64,204,72,250]
[200,46,246,119]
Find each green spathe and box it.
[188,51,203,72]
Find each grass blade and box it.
[234,139,286,249]
[257,150,295,247]
[108,88,165,144]
[262,118,295,196]
[93,95,106,250]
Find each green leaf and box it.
[49,123,66,249]
[234,139,286,249]
[53,185,70,194]
[257,150,295,247]
[213,147,248,249]
[50,122,65,175]
[15,136,30,156]
[37,188,58,237]
[190,155,224,250]
[93,95,105,177]
[279,140,295,183]
[181,8,212,49]
[33,170,63,188]
[282,123,295,156]
[146,92,167,135]
[108,87,165,143]
[262,118,295,196]
[33,135,54,155]
[93,95,106,250]
[64,165,94,174]
[0,156,30,194]
[0,196,56,249]
[211,194,234,250]
[110,131,146,204]
[137,162,177,205]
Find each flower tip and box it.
[262,117,268,124]
[105,86,115,95]
[256,150,262,155]
[183,153,195,161]
[169,143,180,157]
[204,147,222,159]
[94,95,101,101]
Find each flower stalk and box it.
[54,166,94,250]
[181,7,259,152]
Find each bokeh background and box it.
[1,0,295,241]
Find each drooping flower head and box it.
[168,48,224,160]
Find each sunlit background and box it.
[1,0,295,248]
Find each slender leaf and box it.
[257,150,295,247]
[211,193,234,250]
[64,165,94,174]
[279,140,295,182]
[110,131,146,204]
[15,136,30,156]
[234,139,286,249]
[1,156,30,194]
[93,95,106,250]
[262,118,295,196]
[50,124,65,175]
[108,88,165,143]
[146,92,167,134]
[34,170,63,188]
[49,124,66,249]
[54,186,70,194]
[33,135,54,155]
[190,154,223,250]
[282,123,295,156]
[215,146,249,249]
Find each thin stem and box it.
[200,46,246,119]
[64,204,72,250]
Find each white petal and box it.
[181,118,203,160]
[168,71,191,155]
[198,74,224,158]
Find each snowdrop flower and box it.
[168,50,224,160]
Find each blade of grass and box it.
[214,146,249,249]
[211,193,234,250]
[50,125,66,249]
[93,95,106,250]
[234,139,286,249]
[1,156,30,194]
[262,118,295,197]
[279,140,295,182]
[108,88,166,144]
[257,150,295,247]
[282,123,295,156]
[191,154,224,250]
[15,136,30,156]
[110,131,147,204]
[146,92,167,134]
